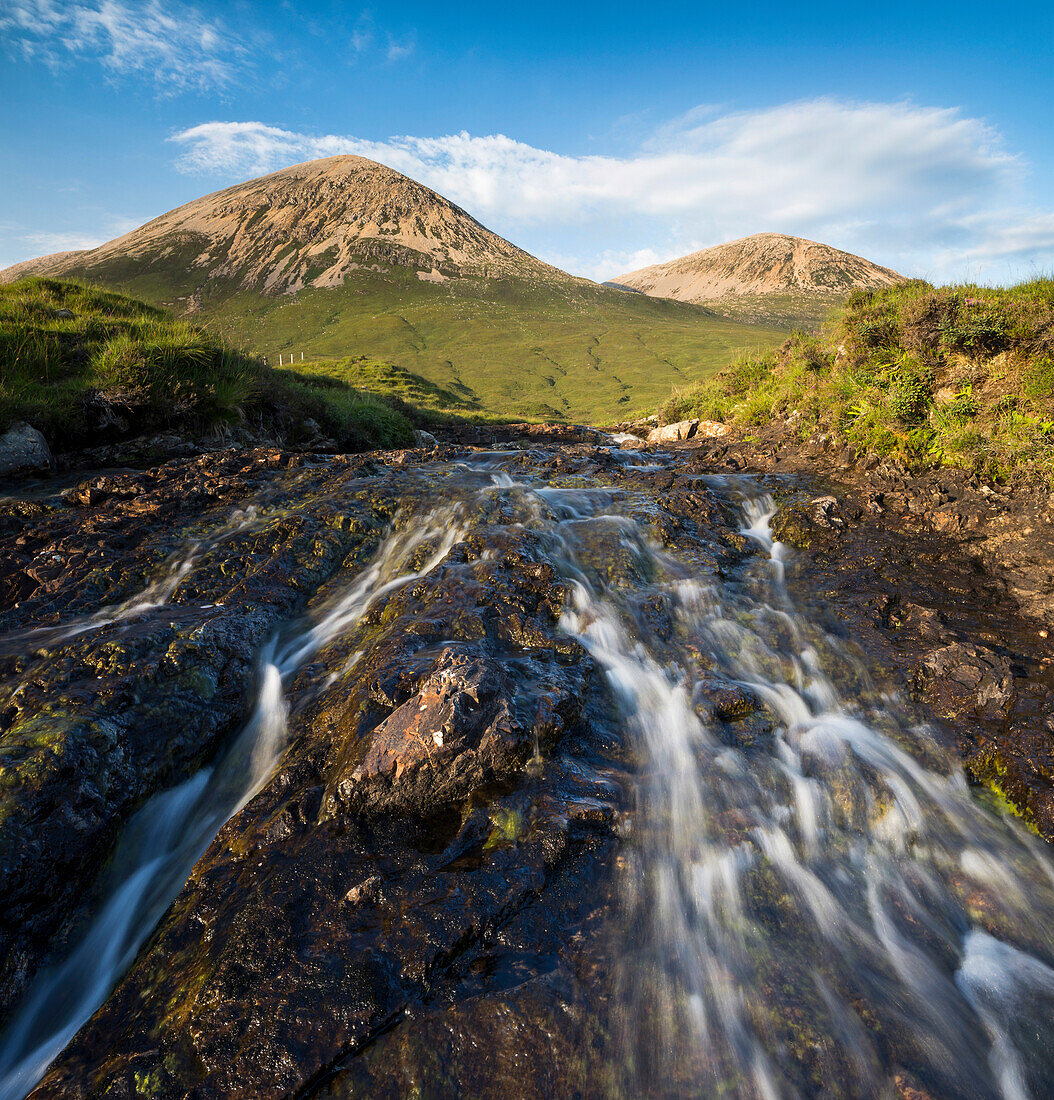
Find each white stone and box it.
[647,419,700,444]
[695,420,729,438]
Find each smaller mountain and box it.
[609,233,906,327]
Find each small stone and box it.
[343,875,382,907]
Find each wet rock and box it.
[917,642,1016,719]
[413,429,439,448]
[327,649,537,815]
[771,505,816,548]
[930,502,985,536]
[12,426,1054,1098]
[343,874,383,907]
[894,602,948,642]
[807,495,845,529]
[25,444,633,1097]
[771,496,848,550]
[0,447,390,1019]
[0,422,53,478]
[694,679,761,721]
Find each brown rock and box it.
[917,642,1016,719]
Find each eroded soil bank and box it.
[0,428,1052,1098]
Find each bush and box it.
[940,299,1011,360]
[887,357,933,423]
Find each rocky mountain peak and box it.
[2,155,561,295]
[609,233,905,305]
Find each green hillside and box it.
[0,278,414,452]
[50,254,787,423]
[660,278,1054,485]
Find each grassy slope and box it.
[0,278,414,452]
[280,356,502,423]
[702,291,848,331]
[660,278,1054,485]
[57,249,788,423]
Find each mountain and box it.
[1,157,788,421]
[608,233,907,327]
[4,156,564,300]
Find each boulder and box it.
[917,642,1016,719]
[413,429,439,448]
[771,496,850,549]
[647,419,699,444]
[0,422,53,478]
[807,495,845,529]
[696,420,730,438]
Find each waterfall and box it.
[552,480,1054,1099]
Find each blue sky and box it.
[2,0,1053,282]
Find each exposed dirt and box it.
[611,232,905,305]
[0,156,573,294]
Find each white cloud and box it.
[0,0,244,91]
[349,12,373,55]
[167,99,1054,284]
[0,214,142,269]
[20,231,107,253]
[345,13,414,63]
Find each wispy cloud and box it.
[345,13,414,63]
[19,230,108,254]
[0,214,141,268]
[0,0,245,92]
[385,36,415,61]
[349,12,373,55]
[168,99,1053,283]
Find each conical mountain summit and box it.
[610,232,905,305]
[1,155,566,296]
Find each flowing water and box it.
[0,504,266,655]
[0,506,466,1099]
[3,450,1054,1097]
[551,476,1054,1099]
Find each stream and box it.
[1,442,1053,1098]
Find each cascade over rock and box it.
[0,434,1053,1098]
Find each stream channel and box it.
[1,440,1053,1098]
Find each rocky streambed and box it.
[1,433,1053,1098]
